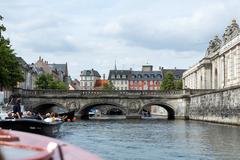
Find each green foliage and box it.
[0,16,24,90]
[160,72,183,91]
[102,81,115,91]
[175,80,183,90]
[160,72,175,91]
[35,73,68,90]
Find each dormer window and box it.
[144,74,149,78]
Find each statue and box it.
[222,19,239,44]
[206,35,222,56]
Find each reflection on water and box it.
[59,120,240,160]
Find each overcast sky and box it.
[1,0,240,79]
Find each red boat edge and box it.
[0,129,102,160]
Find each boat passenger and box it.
[22,111,44,120]
[5,112,14,119]
[13,99,21,118]
[44,113,52,122]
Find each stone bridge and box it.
[13,89,212,120]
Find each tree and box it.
[161,72,184,90]
[175,80,183,90]
[102,81,115,91]
[35,73,68,90]
[0,16,24,91]
[160,72,175,91]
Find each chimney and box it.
[130,68,132,71]
[103,74,105,80]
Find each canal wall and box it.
[189,85,240,125]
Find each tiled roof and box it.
[130,71,163,80]
[81,69,101,77]
[108,70,131,80]
[48,63,67,76]
[163,69,186,80]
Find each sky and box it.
[1,0,240,79]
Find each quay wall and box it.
[189,86,240,125]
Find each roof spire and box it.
[114,60,117,70]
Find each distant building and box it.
[70,79,81,90]
[79,69,101,90]
[183,19,240,89]
[108,70,131,90]
[107,65,185,90]
[129,65,163,90]
[35,57,69,85]
[16,57,37,90]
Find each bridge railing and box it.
[13,88,186,97]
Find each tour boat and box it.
[0,129,102,160]
[0,119,63,137]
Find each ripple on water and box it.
[59,120,240,160]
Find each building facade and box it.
[108,70,131,90]
[17,57,37,90]
[129,65,163,90]
[79,69,101,90]
[183,19,240,89]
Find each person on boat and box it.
[22,111,44,120]
[5,112,14,119]
[13,99,21,118]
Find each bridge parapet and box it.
[14,88,186,97]
[13,88,217,98]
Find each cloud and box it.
[1,0,240,79]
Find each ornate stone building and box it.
[183,19,240,89]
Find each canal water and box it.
[58,120,240,160]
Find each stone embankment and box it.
[189,85,240,125]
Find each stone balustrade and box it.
[13,88,187,97]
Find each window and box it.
[122,75,126,79]
[156,74,162,79]
[121,81,123,85]
[111,75,115,79]
[121,87,123,90]
[138,74,142,78]
[86,71,91,75]
[125,81,127,84]
[125,87,127,90]
[132,75,136,79]
[117,75,120,79]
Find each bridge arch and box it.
[79,102,127,119]
[31,102,67,114]
[141,102,175,120]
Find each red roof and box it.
[94,80,108,89]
